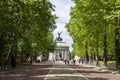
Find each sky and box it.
[49,0,74,51]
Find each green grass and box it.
[107,61,116,66]
[107,61,116,70]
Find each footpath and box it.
[70,62,120,80]
[45,61,88,80]
[0,61,120,80]
[0,61,54,80]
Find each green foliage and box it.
[0,0,56,59]
[66,0,120,58]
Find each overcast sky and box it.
[49,0,74,51]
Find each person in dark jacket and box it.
[73,59,76,65]
[11,55,16,69]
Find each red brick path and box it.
[0,61,54,80]
[70,65,120,80]
[0,61,120,80]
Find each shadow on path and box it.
[70,65,120,80]
[0,61,54,80]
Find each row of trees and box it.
[0,0,56,68]
[66,0,120,69]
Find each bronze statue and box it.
[58,32,62,38]
[56,32,62,41]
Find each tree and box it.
[66,0,120,69]
[0,0,56,67]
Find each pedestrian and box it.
[82,58,84,64]
[64,59,67,65]
[79,59,81,64]
[67,59,69,65]
[11,55,16,69]
[73,59,76,65]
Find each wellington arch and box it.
[48,32,70,61]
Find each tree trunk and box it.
[115,17,120,70]
[103,28,107,67]
[96,30,99,66]
[85,43,89,64]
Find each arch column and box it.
[53,50,56,61]
[64,50,67,59]
[66,50,69,59]
[61,50,64,59]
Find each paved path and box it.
[70,63,120,80]
[0,61,54,80]
[0,61,120,80]
[45,61,88,80]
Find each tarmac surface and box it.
[45,61,88,80]
[69,64,120,80]
[0,61,120,80]
[0,61,54,80]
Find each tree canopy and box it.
[66,0,120,69]
[0,0,56,64]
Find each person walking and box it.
[73,59,76,65]
[11,54,16,69]
[67,59,69,65]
